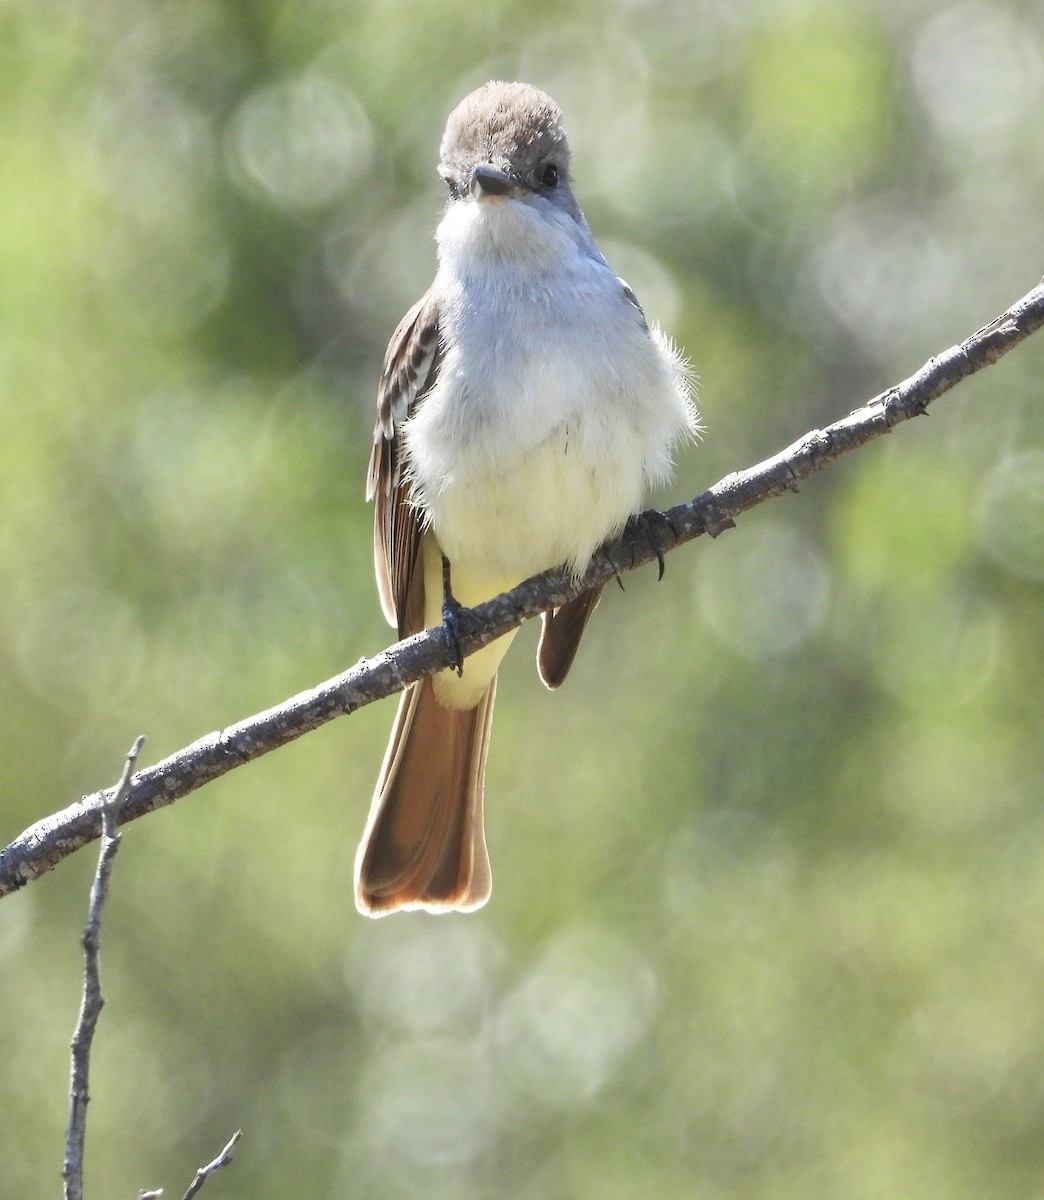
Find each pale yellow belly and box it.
[421,532,521,710]
[427,425,647,583]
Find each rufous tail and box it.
[354,676,495,916]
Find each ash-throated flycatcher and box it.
[355,81,698,916]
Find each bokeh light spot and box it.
[225,72,374,212]
[812,204,958,357]
[911,3,1044,143]
[493,926,659,1108]
[696,518,831,658]
[977,450,1044,581]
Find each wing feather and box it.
[367,292,442,637]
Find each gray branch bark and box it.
[62,737,143,1200]
[177,1130,243,1200]
[3,279,1043,901]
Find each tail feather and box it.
[355,676,495,916]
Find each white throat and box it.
[403,193,698,583]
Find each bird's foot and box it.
[441,554,465,677]
[627,509,679,580]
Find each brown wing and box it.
[366,291,442,638]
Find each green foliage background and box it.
[3,1,1044,1196]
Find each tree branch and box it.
[177,1129,243,1200]
[62,736,145,1200]
[3,279,1043,900]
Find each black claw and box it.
[638,510,677,580]
[594,542,625,591]
[440,554,465,677]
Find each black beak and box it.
[470,164,518,198]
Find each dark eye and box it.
[442,174,463,200]
[539,162,559,188]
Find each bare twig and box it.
[62,736,146,1200]
[179,1130,243,1200]
[3,279,1044,900]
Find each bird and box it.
[354,80,698,916]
